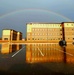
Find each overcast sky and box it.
[0,0,74,38]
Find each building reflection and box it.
[66,44,74,63]
[1,29,22,54]
[26,22,74,63]
[26,44,74,63]
[26,44,64,63]
[0,22,74,64]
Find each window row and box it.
[65,28,74,31]
[31,52,62,57]
[32,24,62,27]
[28,38,62,40]
[27,37,74,40]
[32,29,62,31]
[31,44,59,46]
[66,24,74,26]
[31,47,61,50]
[28,33,62,36]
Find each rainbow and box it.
[0,8,72,21]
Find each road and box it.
[0,45,74,75]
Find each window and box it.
[53,38,55,40]
[38,39,39,40]
[32,38,34,40]
[58,38,60,40]
[60,25,62,27]
[60,29,62,31]
[72,28,74,30]
[60,34,62,35]
[28,38,30,40]
[71,24,73,26]
[72,42,74,45]
[61,38,63,40]
[4,38,8,40]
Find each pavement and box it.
[0,45,74,75]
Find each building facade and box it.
[1,29,22,54]
[62,22,74,63]
[27,23,63,42]
[17,32,22,50]
[26,23,64,63]
[26,22,74,63]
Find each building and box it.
[1,29,22,54]
[62,22,74,63]
[26,22,64,63]
[26,22,74,63]
[2,29,18,41]
[26,23,63,42]
[17,32,22,50]
[1,29,17,54]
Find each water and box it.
[0,44,74,75]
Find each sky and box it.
[0,0,74,38]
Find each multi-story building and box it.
[26,22,74,63]
[26,22,64,63]
[27,23,63,42]
[1,29,22,54]
[1,29,17,54]
[62,22,74,63]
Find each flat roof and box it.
[62,22,74,23]
[2,29,16,31]
[26,22,61,25]
[26,22,74,25]
[2,29,22,33]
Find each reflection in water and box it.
[66,44,74,63]
[1,43,22,54]
[26,44,64,63]
[26,44,74,63]
[0,44,74,75]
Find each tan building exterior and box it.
[2,29,17,41]
[62,22,74,63]
[26,23,64,63]
[27,23,63,42]
[17,32,22,50]
[1,29,22,54]
[0,38,2,40]
[26,22,74,63]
